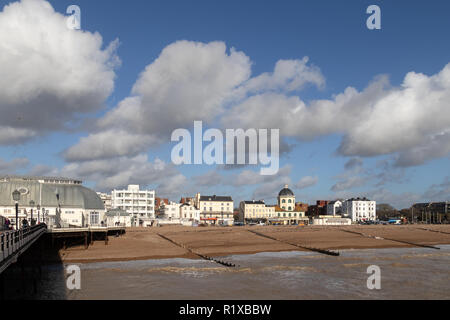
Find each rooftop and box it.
[200,195,233,202]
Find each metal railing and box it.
[0,224,47,270]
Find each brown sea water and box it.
[32,245,450,300]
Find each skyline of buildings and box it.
[0,174,448,228]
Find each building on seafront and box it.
[0,175,105,229]
[105,208,132,227]
[180,201,201,226]
[239,200,275,223]
[111,185,155,227]
[159,201,182,223]
[307,200,330,217]
[194,193,234,226]
[411,202,450,223]
[326,200,343,216]
[239,185,308,225]
[270,185,309,225]
[342,197,377,222]
[97,192,112,211]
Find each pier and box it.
[48,226,126,249]
[0,224,47,275]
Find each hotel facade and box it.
[111,185,155,226]
[342,197,377,222]
[239,200,276,223]
[195,194,234,226]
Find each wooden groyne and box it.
[157,234,238,268]
[416,227,450,236]
[248,230,340,256]
[340,229,440,250]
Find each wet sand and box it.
[58,225,450,263]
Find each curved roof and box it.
[0,178,104,210]
[278,185,294,197]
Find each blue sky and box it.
[1,0,449,208]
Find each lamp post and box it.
[12,190,21,230]
[29,200,35,226]
[37,204,41,224]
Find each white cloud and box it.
[64,129,158,161]
[0,126,37,145]
[223,64,450,166]
[0,0,118,144]
[0,157,29,174]
[67,40,323,161]
[331,176,369,192]
[233,57,324,98]
[295,176,318,189]
[57,154,177,191]
[99,41,251,138]
[423,176,450,202]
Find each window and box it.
[282,200,286,203]
[90,212,99,225]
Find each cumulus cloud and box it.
[66,40,323,161]
[64,129,158,161]
[233,57,324,98]
[294,176,318,189]
[0,0,118,144]
[331,176,369,192]
[57,154,176,191]
[423,176,450,201]
[394,130,450,167]
[98,41,251,137]
[223,64,450,166]
[0,157,29,174]
[344,158,363,170]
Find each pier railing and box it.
[0,224,47,273]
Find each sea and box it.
[30,245,450,300]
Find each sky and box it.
[0,0,449,209]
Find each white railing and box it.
[0,224,47,273]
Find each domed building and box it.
[0,176,105,229]
[278,185,296,211]
[273,185,309,225]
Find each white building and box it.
[160,202,182,221]
[327,200,343,216]
[97,192,112,211]
[195,194,234,226]
[342,198,377,222]
[180,202,201,225]
[105,208,132,227]
[312,217,352,225]
[111,185,155,227]
[0,175,105,229]
[239,200,275,223]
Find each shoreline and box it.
[55,225,450,264]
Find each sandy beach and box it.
[56,225,450,264]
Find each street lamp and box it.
[12,190,21,230]
[29,200,35,226]
[37,204,41,224]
